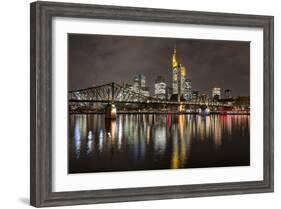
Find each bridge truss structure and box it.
[68,83,232,110]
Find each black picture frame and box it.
[30,1,274,207]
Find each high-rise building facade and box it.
[180,64,186,95]
[171,47,190,101]
[172,47,179,96]
[212,87,221,99]
[132,74,150,97]
[183,78,192,101]
[166,86,173,101]
[133,74,146,93]
[140,86,150,97]
[154,76,167,100]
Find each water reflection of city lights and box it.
[146,126,151,144]
[98,130,104,152]
[213,116,222,149]
[117,117,122,149]
[74,119,81,158]
[171,128,179,169]
[167,114,171,128]
[111,120,117,144]
[87,139,92,155]
[154,126,167,156]
[87,130,93,140]
[198,116,205,142]
[170,115,189,169]
[205,116,211,137]
[69,114,250,172]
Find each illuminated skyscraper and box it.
[140,86,150,97]
[180,64,186,94]
[183,78,192,101]
[155,76,167,100]
[212,87,221,99]
[171,47,188,101]
[133,74,146,93]
[172,47,179,96]
[132,74,150,97]
[166,86,173,100]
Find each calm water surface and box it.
[68,114,250,173]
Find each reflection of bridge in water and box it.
[69,83,233,116]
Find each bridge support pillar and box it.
[178,104,185,113]
[105,103,117,119]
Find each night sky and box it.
[68,34,250,97]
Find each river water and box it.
[68,114,250,173]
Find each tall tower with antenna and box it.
[171,47,186,102]
[172,47,179,96]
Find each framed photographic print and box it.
[30,1,274,207]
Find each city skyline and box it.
[68,33,251,174]
[68,34,250,97]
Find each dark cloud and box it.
[68,34,250,96]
